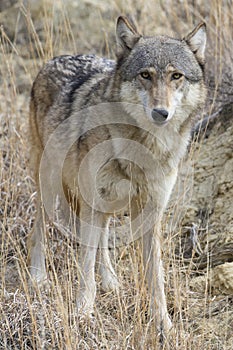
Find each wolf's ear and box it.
[184,22,206,64]
[116,16,141,58]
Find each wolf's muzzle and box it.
[151,108,169,125]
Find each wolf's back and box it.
[29,55,115,153]
[31,54,115,107]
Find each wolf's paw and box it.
[101,270,120,292]
[163,315,173,333]
[156,315,174,348]
[76,293,95,319]
[148,309,173,345]
[160,325,178,350]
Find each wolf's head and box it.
[115,16,206,128]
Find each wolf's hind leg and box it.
[27,196,48,285]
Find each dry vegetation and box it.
[1,0,233,349]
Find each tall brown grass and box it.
[0,1,232,349]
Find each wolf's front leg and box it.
[142,227,172,335]
[98,218,120,292]
[77,207,105,317]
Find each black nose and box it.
[151,108,169,123]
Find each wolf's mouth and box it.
[153,119,168,127]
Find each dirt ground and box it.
[0,1,233,349]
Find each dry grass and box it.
[0,1,233,349]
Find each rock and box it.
[211,262,233,295]
[174,104,233,232]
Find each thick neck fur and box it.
[76,60,201,176]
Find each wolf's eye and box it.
[171,73,183,80]
[140,71,151,80]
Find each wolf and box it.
[28,16,206,335]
